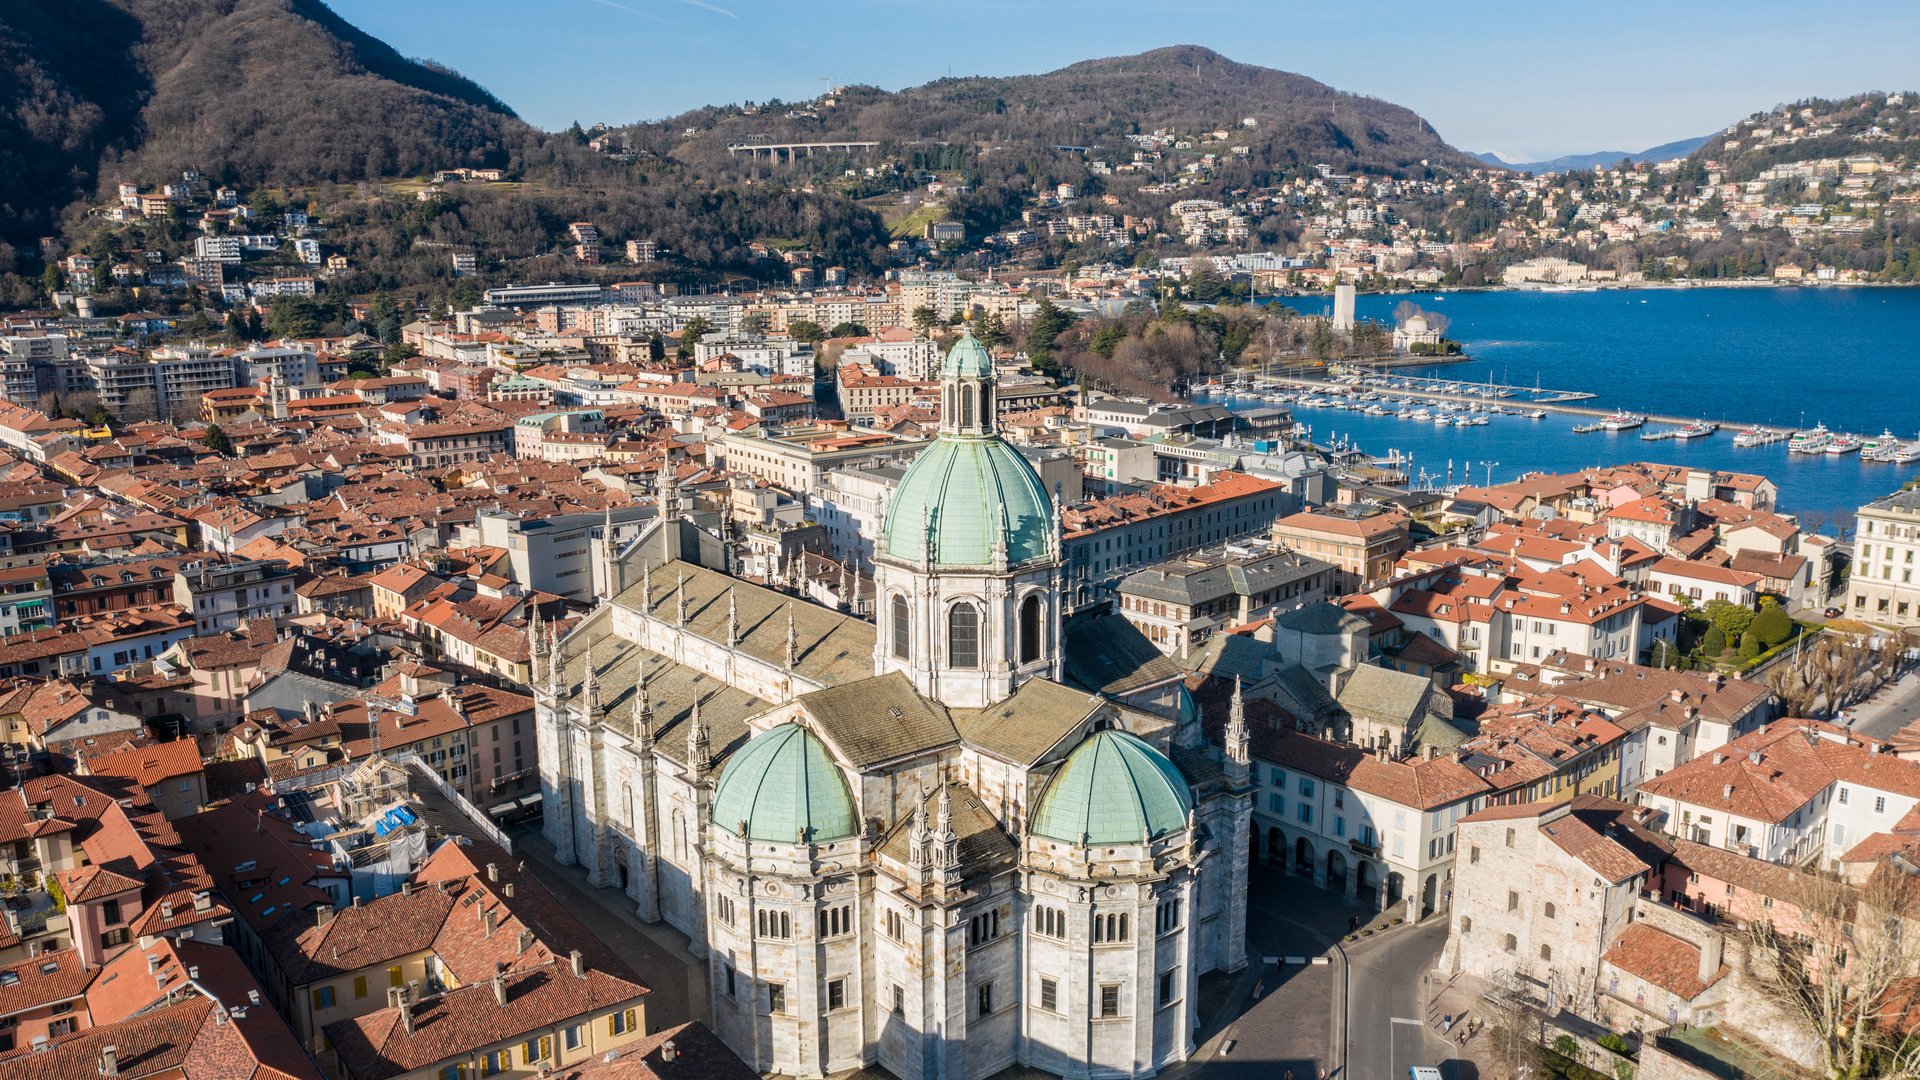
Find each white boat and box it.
[1863,429,1897,454]
[1599,412,1645,432]
[1733,426,1773,447]
[1525,409,1547,419]
[1825,433,1863,455]
[1789,423,1832,454]
[1409,409,1431,421]
[1879,441,1920,464]
[1673,420,1716,440]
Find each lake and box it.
[1233,286,1920,527]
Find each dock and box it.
[1236,374,1799,443]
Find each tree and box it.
[266,297,323,339]
[739,310,770,336]
[1701,625,1728,657]
[975,311,1008,350]
[383,342,419,366]
[1751,603,1794,648]
[42,265,63,298]
[787,319,826,345]
[676,316,712,360]
[1024,298,1077,375]
[203,424,234,456]
[826,321,868,339]
[1745,865,1920,1080]
[1738,631,1763,661]
[1704,600,1756,642]
[911,305,939,337]
[647,332,666,363]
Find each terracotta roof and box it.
[1602,922,1726,1001]
[554,1021,757,1080]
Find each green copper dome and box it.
[940,333,994,380]
[1031,730,1193,845]
[881,437,1053,567]
[710,724,858,843]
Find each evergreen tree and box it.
[1751,603,1793,647]
[1701,625,1728,657]
[203,424,234,456]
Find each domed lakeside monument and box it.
[537,334,1251,1079]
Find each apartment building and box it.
[1272,506,1410,592]
[1851,487,1920,625]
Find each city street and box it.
[1198,860,1452,1080]
[1846,667,1920,741]
[1346,919,1452,1080]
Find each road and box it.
[1198,861,1450,1080]
[1346,920,1450,1080]
[1846,667,1920,741]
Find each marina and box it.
[1201,288,1920,518]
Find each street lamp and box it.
[1477,460,1500,487]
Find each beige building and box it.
[1850,488,1920,625]
[1272,508,1409,592]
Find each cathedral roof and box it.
[554,611,766,767]
[794,673,958,769]
[879,435,1054,568]
[709,723,858,844]
[950,678,1103,766]
[1031,730,1193,845]
[878,781,1018,878]
[612,559,875,688]
[1060,611,1186,698]
[939,333,994,381]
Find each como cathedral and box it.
[536,335,1252,1080]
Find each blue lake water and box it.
[1228,287,1920,526]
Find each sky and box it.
[330,0,1920,162]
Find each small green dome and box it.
[881,436,1053,567]
[1031,730,1193,845]
[940,334,993,380]
[710,724,857,843]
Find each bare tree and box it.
[1744,863,1920,1079]
[1769,658,1820,717]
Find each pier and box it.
[1235,373,1799,441]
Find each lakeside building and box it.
[1850,487,1920,626]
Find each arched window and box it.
[958,385,975,430]
[890,595,911,660]
[948,602,979,668]
[1019,594,1043,664]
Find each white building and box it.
[538,337,1251,1079]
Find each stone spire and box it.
[675,572,687,627]
[933,783,960,885]
[641,559,653,614]
[1225,676,1251,785]
[632,662,653,748]
[545,625,563,699]
[599,502,616,602]
[656,458,678,520]
[784,606,797,672]
[725,588,738,649]
[687,697,711,776]
[919,505,934,571]
[582,645,602,724]
[991,503,1009,573]
[907,794,931,872]
[527,604,545,685]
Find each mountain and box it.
[0,0,523,249]
[1474,134,1713,173]
[645,45,1480,177]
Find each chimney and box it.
[504,883,514,899]
[518,930,535,955]
[1748,750,1761,765]
[400,881,413,897]
[1425,745,1438,761]
[161,902,173,921]
[1698,931,1725,984]
[187,966,198,980]
[100,1045,119,1078]
[483,909,497,936]
[491,972,508,1007]
[147,955,161,973]
[570,949,585,978]
[316,907,334,928]
[661,1041,679,1063]
[486,863,499,884]
[1722,783,1734,800]
[1712,752,1725,765]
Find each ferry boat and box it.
[1789,424,1832,454]
[1824,433,1864,455]
[1733,426,1774,447]
[1525,409,1547,420]
[1863,429,1897,454]
[1599,412,1645,432]
[1875,441,1920,464]
[1673,421,1716,440]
